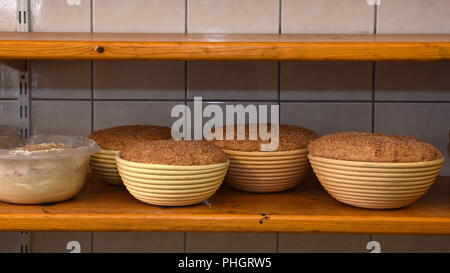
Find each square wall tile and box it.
[0,0,17,31]
[188,62,278,100]
[93,101,183,131]
[31,61,91,99]
[186,233,277,253]
[281,102,372,136]
[188,0,279,33]
[0,100,19,126]
[93,232,184,253]
[0,232,21,253]
[31,232,92,253]
[30,0,91,32]
[31,100,91,136]
[374,103,450,175]
[372,235,450,253]
[377,0,450,33]
[94,61,184,100]
[281,62,373,101]
[282,0,374,34]
[279,234,370,253]
[93,0,185,33]
[375,62,450,101]
[0,61,25,98]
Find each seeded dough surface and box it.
[208,124,318,152]
[88,125,172,151]
[308,132,442,163]
[122,140,228,166]
[11,142,72,152]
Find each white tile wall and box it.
[281,0,375,34]
[188,0,279,34]
[30,0,91,32]
[279,234,370,253]
[377,0,450,34]
[281,102,373,136]
[0,0,17,31]
[31,100,92,136]
[375,62,450,101]
[373,235,450,253]
[374,103,450,175]
[93,232,184,253]
[31,232,92,253]
[0,232,21,253]
[186,233,277,253]
[94,61,185,100]
[93,0,185,33]
[281,62,373,101]
[0,61,24,98]
[31,61,91,99]
[0,100,20,126]
[188,62,278,100]
[93,101,183,131]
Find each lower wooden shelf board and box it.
[0,175,448,234]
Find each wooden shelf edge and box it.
[2,33,450,61]
[0,175,448,234]
[0,214,449,234]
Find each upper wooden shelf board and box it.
[1,32,450,61]
[0,174,448,234]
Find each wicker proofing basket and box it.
[222,148,310,193]
[115,153,229,206]
[308,155,445,209]
[90,149,123,186]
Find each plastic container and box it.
[0,135,100,204]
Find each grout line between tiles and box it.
[91,62,94,134]
[184,232,187,253]
[0,98,19,101]
[278,62,281,124]
[276,233,280,253]
[28,98,450,103]
[185,0,188,34]
[90,0,94,135]
[91,232,94,253]
[184,0,188,106]
[278,0,282,34]
[90,0,95,249]
[185,62,188,105]
[371,63,376,133]
[374,4,378,34]
[90,0,94,33]
[278,0,282,125]
[372,4,377,133]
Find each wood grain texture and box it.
[1,33,450,61]
[0,174,448,234]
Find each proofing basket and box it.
[90,149,122,185]
[308,155,445,209]
[222,148,310,193]
[116,153,229,206]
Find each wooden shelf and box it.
[1,32,450,61]
[0,175,448,234]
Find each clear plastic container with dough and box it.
[0,135,100,204]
